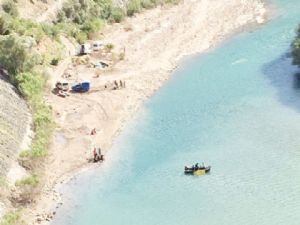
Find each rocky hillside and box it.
[0,74,31,177]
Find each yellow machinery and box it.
[193,170,206,175]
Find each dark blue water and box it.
[52,1,300,224]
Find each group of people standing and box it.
[91,128,104,162]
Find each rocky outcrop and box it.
[0,75,31,177]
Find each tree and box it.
[16,72,44,98]
[292,26,300,67]
[2,0,19,17]
[110,7,125,23]
[127,0,142,16]
[0,17,9,35]
[0,35,35,82]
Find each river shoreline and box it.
[24,1,267,224]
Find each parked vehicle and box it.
[92,41,104,51]
[55,82,69,91]
[71,81,90,92]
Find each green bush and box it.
[18,99,53,158]
[105,43,114,52]
[81,18,104,34]
[164,0,180,5]
[0,211,20,225]
[141,0,154,9]
[96,0,113,20]
[61,0,98,24]
[3,16,46,42]
[57,10,66,23]
[21,98,53,158]
[74,32,88,44]
[41,23,60,39]
[292,25,300,67]
[110,7,125,23]
[53,0,180,43]
[0,17,9,35]
[50,58,59,66]
[0,35,36,82]
[16,71,53,158]
[16,174,39,187]
[16,72,44,99]
[53,22,78,38]
[2,0,19,17]
[127,0,142,16]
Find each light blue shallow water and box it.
[52,1,300,224]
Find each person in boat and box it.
[195,163,199,170]
[201,162,205,169]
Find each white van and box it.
[92,41,104,51]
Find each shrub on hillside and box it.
[41,23,60,39]
[74,31,88,44]
[17,71,53,159]
[96,0,113,20]
[127,0,142,16]
[0,211,21,225]
[3,17,46,42]
[53,22,77,38]
[81,18,104,35]
[164,0,180,5]
[2,0,19,17]
[57,10,66,23]
[14,174,41,205]
[50,58,59,66]
[61,0,98,24]
[16,72,44,99]
[0,17,9,35]
[0,35,36,82]
[26,100,53,158]
[16,174,39,187]
[105,43,114,52]
[110,7,125,23]
[141,0,154,9]
[292,26,300,67]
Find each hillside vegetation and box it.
[292,25,300,67]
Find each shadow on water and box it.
[262,50,300,112]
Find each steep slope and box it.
[0,74,31,177]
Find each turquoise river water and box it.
[52,1,300,224]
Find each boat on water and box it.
[184,163,211,175]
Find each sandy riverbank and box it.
[25,0,266,224]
